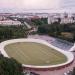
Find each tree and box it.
[0,26,27,42]
[38,26,48,34]
[0,54,24,75]
[72,67,75,75]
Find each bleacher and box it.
[50,38,73,51]
[28,35,74,51]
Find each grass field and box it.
[4,42,67,66]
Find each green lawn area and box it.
[4,42,67,66]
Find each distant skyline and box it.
[0,0,75,13]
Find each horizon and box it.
[0,0,75,13]
[0,9,75,13]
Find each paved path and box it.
[24,22,31,29]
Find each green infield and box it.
[4,42,67,66]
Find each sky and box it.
[0,0,75,13]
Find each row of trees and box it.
[0,25,28,42]
[37,22,75,42]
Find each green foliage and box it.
[38,26,48,34]
[37,22,75,42]
[0,25,27,42]
[31,18,48,26]
[0,54,24,75]
[72,67,75,75]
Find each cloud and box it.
[59,0,75,13]
[0,0,61,9]
[61,0,75,8]
[23,0,61,9]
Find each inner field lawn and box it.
[4,42,67,66]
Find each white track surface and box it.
[0,38,74,69]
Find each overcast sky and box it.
[0,0,75,13]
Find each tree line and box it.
[0,25,27,42]
[37,22,75,42]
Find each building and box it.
[0,20,21,26]
[48,13,75,24]
[60,17,75,24]
[48,17,58,24]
